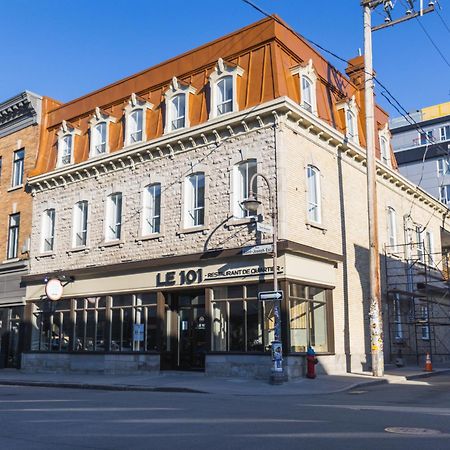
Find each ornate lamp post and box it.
[241,172,285,384]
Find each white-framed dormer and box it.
[164,77,197,134]
[88,107,117,158]
[209,58,244,120]
[379,123,391,167]
[338,95,359,144]
[56,120,81,168]
[123,93,153,147]
[291,59,318,116]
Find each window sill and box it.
[177,225,209,236]
[99,240,124,249]
[2,257,20,264]
[305,221,327,234]
[35,252,56,260]
[7,184,23,192]
[136,233,164,243]
[67,246,90,255]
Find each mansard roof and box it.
[31,15,394,176]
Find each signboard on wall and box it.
[133,324,144,342]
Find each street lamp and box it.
[241,172,285,384]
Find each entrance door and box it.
[162,291,206,371]
[0,307,23,369]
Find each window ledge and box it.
[35,252,56,260]
[67,246,90,255]
[2,257,20,264]
[7,184,24,192]
[177,226,209,236]
[136,233,164,243]
[99,240,124,249]
[305,221,327,234]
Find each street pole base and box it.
[270,371,287,385]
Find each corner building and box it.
[23,17,450,377]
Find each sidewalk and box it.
[0,365,448,396]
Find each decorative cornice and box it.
[0,91,42,138]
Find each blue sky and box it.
[2,0,450,118]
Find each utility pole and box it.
[361,0,436,377]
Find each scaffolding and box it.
[384,240,450,366]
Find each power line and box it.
[436,7,450,34]
[414,15,450,69]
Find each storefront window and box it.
[31,293,158,353]
[211,283,269,353]
[289,283,331,353]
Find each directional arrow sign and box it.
[257,290,283,301]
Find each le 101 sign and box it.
[257,290,283,301]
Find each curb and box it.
[404,368,450,381]
[0,380,208,394]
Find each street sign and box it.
[45,278,63,301]
[258,290,283,301]
[256,222,273,234]
[242,244,273,256]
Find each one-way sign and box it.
[258,290,283,301]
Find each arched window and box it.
[185,173,205,227]
[171,94,186,130]
[129,109,143,143]
[234,159,257,218]
[59,135,73,166]
[387,207,397,248]
[301,76,313,112]
[92,122,107,155]
[105,192,122,241]
[142,183,161,235]
[307,165,321,224]
[73,200,89,247]
[217,76,233,116]
[41,208,56,252]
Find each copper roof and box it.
[31,15,395,176]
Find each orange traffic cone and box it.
[424,353,433,372]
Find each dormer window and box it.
[124,93,153,146]
[89,107,116,157]
[164,77,196,134]
[291,59,318,115]
[338,95,359,144]
[56,120,81,168]
[209,58,244,119]
[379,124,391,167]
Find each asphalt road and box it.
[1,375,450,450]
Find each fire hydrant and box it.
[306,346,318,379]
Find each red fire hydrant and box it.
[306,346,318,379]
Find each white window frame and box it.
[419,303,430,340]
[164,77,196,134]
[56,120,81,168]
[424,230,434,266]
[184,172,205,228]
[338,96,359,144]
[416,225,425,263]
[11,148,25,187]
[233,159,257,219]
[306,165,322,224]
[89,107,116,157]
[440,125,450,141]
[7,213,20,260]
[124,93,153,147]
[378,124,391,167]
[419,130,433,145]
[41,208,56,253]
[291,59,318,115]
[142,183,161,236]
[209,58,244,120]
[72,200,89,248]
[105,192,123,242]
[387,207,397,249]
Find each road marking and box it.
[385,427,442,435]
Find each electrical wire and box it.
[436,7,450,34]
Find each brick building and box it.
[0,92,59,368]
[22,17,450,377]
